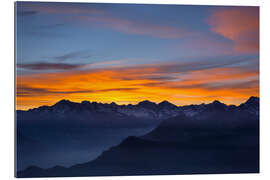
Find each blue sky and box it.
[15,2,259,109]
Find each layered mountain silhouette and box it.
[17,97,259,177]
[17,99,182,129]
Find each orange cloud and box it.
[16,61,259,110]
[208,7,259,53]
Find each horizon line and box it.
[16,96,259,111]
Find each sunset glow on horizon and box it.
[16,2,259,110]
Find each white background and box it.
[0,0,269,179]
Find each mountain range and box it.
[16,96,259,177]
[17,97,259,127]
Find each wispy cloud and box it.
[17,10,38,16]
[40,23,66,29]
[203,79,259,91]
[23,31,66,38]
[16,56,259,109]
[17,62,85,70]
[52,50,92,62]
[110,56,258,77]
[17,85,94,97]
[17,59,129,74]
[78,15,192,39]
[208,7,259,54]
[16,2,104,16]
[17,2,193,39]
[17,85,138,97]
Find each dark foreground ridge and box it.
[17,96,259,177]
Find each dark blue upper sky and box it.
[16,2,255,68]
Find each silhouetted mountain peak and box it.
[110,102,117,106]
[158,100,177,108]
[81,100,90,105]
[55,99,73,106]
[52,99,79,111]
[139,100,156,105]
[137,100,157,109]
[238,97,259,115]
[212,100,222,105]
[245,96,259,105]
[205,100,227,110]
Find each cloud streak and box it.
[79,15,192,38]
[17,10,38,16]
[16,57,259,110]
[17,62,85,70]
[17,2,193,39]
[52,50,92,62]
[15,3,260,109]
[208,7,259,54]
[17,2,104,16]
[17,85,138,97]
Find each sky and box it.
[16,2,259,110]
